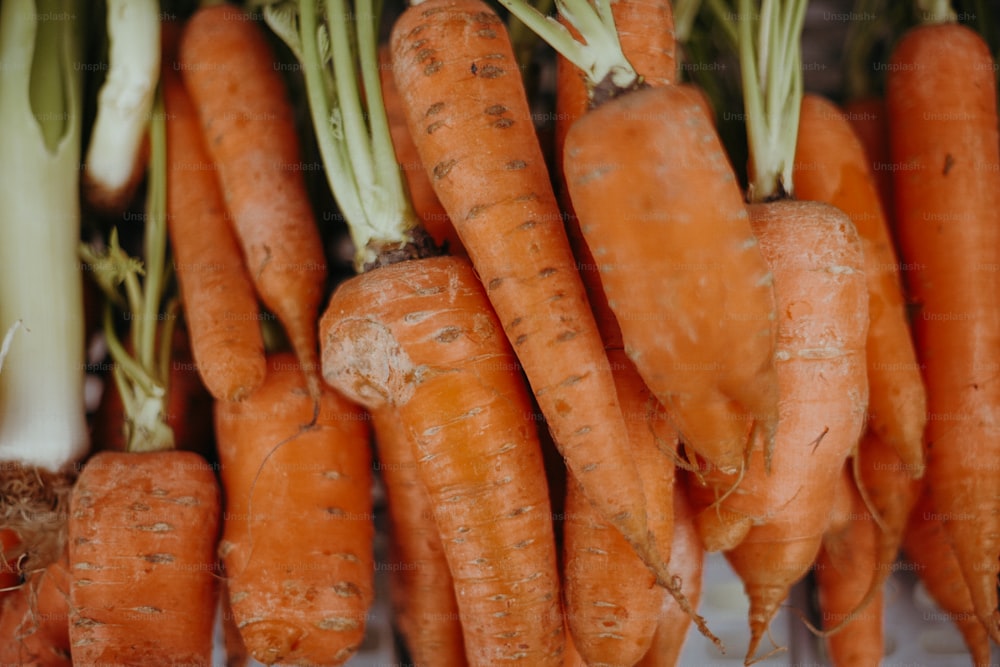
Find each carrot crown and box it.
[730,0,807,202]
[264,0,427,272]
[495,0,641,105]
[80,91,178,453]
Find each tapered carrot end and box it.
[743,583,788,665]
[694,507,752,553]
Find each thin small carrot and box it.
[636,484,704,667]
[162,54,267,403]
[793,92,926,477]
[0,550,72,667]
[378,45,463,257]
[371,407,467,666]
[322,256,565,665]
[389,0,669,581]
[178,4,328,399]
[214,353,374,666]
[67,450,220,666]
[886,8,1000,642]
[814,466,884,667]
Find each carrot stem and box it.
[916,0,956,24]
[737,0,806,202]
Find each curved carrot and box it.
[371,408,467,666]
[378,45,463,257]
[388,0,669,581]
[886,18,1000,642]
[636,485,705,667]
[0,551,71,666]
[563,82,779,475]
[214,353,374,666]
[162,56,267,402]
[793,93,926,477]
[815,467,883,667]
[321,255,565,665]
[67,450,220,665]
[903,482,994,666]
[178,4,328,399]
[686,200,869,661]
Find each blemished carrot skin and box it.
[67,450,221,666]
[320,255,565,665]
[378,45,464,258]
[886,21,1000,642]
[370,408,467,667]
[903,482,994,667]
[214,353,374,666]
[562,83,779,476]
[815,467,884,667]
[841,96,895,225]
[685,200,868,660]
[178,4,327,398]
[563,347,678,666]
[636,485,704,667]
[793,93,926,477]
[0,552,72,666]
[162,59,267,403]
[389,0,662,582]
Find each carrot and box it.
[214,353,374,666]
[841,96,895,224]
[903,481,994,666]
[67,450,220,665]
[562,347,678,666]
[793,93,926,477]
[389,0,670,580]
[636,485,704,667]
[370,407,467,666]
[886,10,1000,642]
[0,528,21,594]
[684,199,869,662]
[178,4,328,400]
[162,55,267,403]
[0,551,72,667]
[814,467,884,667]
[378,45,463,257]
[321,256,565,665]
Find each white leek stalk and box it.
[82,0,160,213]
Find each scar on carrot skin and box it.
[943,153,955,176]
[808,426,830,453]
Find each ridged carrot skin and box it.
[0,552,72,666]
[162,57,267,403]
[67,450,221,666]
[371,408,467,666]
[321,256,564,665]
[563,83,779,475]
[178,4,327,397]
[886,21,1000,642]
[686,200,868,661]
[214,354,374,666]
[388,0,663,576]
[794,93,926,477]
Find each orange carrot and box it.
[378,45,463,257]
[686,199,869,661]
[67,450,221,665]
[178,4,328,399]
[793,93,926,477]
[886,16,1000,642]
[841,96,895,225]
[370,407,467,666]
[814,466,884,667]
[636,485,704,667]
[389,0,671,581]
[162,55,267,403]
[903,481,994,666]
[562,347,678,666]
[214,353,374,666]
[0,551,72,666]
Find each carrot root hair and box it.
[0,464,74,577]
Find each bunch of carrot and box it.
[3,0,1000,665]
